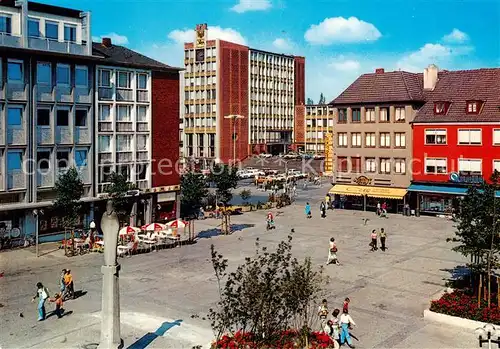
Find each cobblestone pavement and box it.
[0,185,477,348]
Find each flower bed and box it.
[430,290,500,324]
[212,330,335,349]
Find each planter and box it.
[424,308,489,330]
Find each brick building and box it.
[181,24,305,166]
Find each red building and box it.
[410,67,500,215]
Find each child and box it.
[370,230,378,251]
[318,299,329,331]
[49,293,64,319]
[343,297,350,314]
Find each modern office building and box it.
[181,23,305,165]
[0,0,180,241]
[299,104,335,155]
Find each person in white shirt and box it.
[317,299,329,331]
[32,282,49,321]
[326,237,338,265]
[324,308,341,349]
[339,308,356,348]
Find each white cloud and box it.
[443,28,469,43]
[92,32,129,45]
[329,59,361,72]
[231,0,271,13]
[167,26,247,46]
[304,17,382,45]
[272,37,293,51]
[397,43,473,72]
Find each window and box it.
[211,89,216,100]
[338,133,348,147]
[64,24,76,42]
[137,106,147,122]
[434,102,448,115]
[395,133,406,148]
[7,107,22,126]
[75,149,88,167]
[137,135,147,151]
[394,159,406,174]
[365,158,376,173]
[57,151,69,169]
[380,107,389,122]
[467,101,480,114]
[137,73,147,89]
[75,109,87,127]
[117,71,131,88]
[351,157,361,173]
[56,109,69,126]
[98,136,111,152]
[458,159,482,175]
[0,15,12,34]
[379,132,390,147]
[99,105,111,121]
[7,151,23,171]
[37,151,51,171]
[365,133,376,147]
[425,129,447,144]
[494,130,500,145]
[45,21,59,40]
[37,62,51,85]
[99,165,113,182]
[116,135,132,152]
[352,108,361,122]
[37,109,50,126]
[75,66,88,87]
[458,129,481,145]
[395,107,405,122]
[28,18,40,37]
[99,69,111,87]
[379,158,391,174]
[351,133,361,147]
[56,64,70,85]
[425,158,447,174]
[8,61,23,82]
[365,108,375,122]
[338,109,347,123]
[338,157,348,172]
[117,105,131,121]
[494,160,500,172]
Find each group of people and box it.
[32,269,75,321]
[376,201,388,218]
[369,228,388,252]
[318,298,357,348]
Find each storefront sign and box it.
[449,172,484,184]
[324,133,333,174]
[354,176,371,186]
[158,192,176,203]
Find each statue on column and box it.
[102,200,119,266]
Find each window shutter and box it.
[494,130,500,145]
[470,130,481,144]
[470,160,482,172]
[458,130,469,144]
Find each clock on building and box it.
[195,49,205,62]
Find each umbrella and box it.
[119,226,140,237]
[166,219,189,229]
[141,223,167,232]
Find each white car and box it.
[259,153,273,158]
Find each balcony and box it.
[0,33,22,48]
[116,152,133,163]
[36,127,53,145]
[28,37,86,54]
[55,86,73,103]
[7,170,25,190]
[98,122,113,132]
[75,87,92,104]
[6,83,27,100]
[74,127,91,144]
[137,122,149,132]
[56,126,72,144]
[116,88,133,102]
[116,122,133,132]
[137,90,149,103]
[37,85,54,102]
[98,87,113,100]
[37,171,54,188]
[7,127,26,145]
[136,151,148,161]
[98,152,112,164]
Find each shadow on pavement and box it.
[127,319,183,349]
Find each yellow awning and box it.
[329,184,407,200]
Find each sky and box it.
[43,0,499,102]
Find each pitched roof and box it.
[92,43,181,71]
[330,71,424,105]
[414,68,500,123]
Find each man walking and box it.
[380,228,387,251]
[320,201,326,218]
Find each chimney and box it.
[375,68,384,74]
[424,64,439,90]
[102,37,112,48]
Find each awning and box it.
[408,184,500,197]
[329,184,407,199]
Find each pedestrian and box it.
[59,269,66,294]
[32,282,49,321]
[339,308,356,348]
[326,308,341,349]
[305,202,312,219]
[318,299,329,331]
[370,229,378,251]
[320,201,326,218]
[48,293,64,319]
[325,194,331,210]
[376,201,381,216]
[63,269,74,300]
[380,228,387,251]
[326,237,338,265]
[343,297,350,314]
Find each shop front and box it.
[151,185,180,222]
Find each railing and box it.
[56,126,72,144]
[7,170,25,190]
[0,33,22,48]
[98,87,113,100]
[137,122,149,132]
[137,90,149,102]
[28,37,87,55]
[98,122,113,132]
[116,152,133,163]
[116,88,133,101]
[116,122,133,132]
[136,151,148,161]
[37,127,53,145]
[6,83,27,100]
[98,153,113,164]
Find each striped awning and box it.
[329,184,407,200]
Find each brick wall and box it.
[294,104,305,146]
[151,70,180,187]
[218,40,249,164]
[294,56,306,105]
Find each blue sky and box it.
[44,0,499,101]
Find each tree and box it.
[318,93,326,105]
[53,168,84,255]
[107,172,136,223]
[181,172,208,217]
[306,98,314,105]
[239,189,251,206]
[208,235,329,346]
[208,164,239,205]
[449,171,500,307]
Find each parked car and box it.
[258,153,273,158]
[313,154,325,160]
[283,152,300,159]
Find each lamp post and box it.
[224,114,244,165]
[476,323,500,349]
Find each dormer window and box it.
[434,101,449,115]
[467,100,482,114]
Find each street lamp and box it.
[224,114,245,165]
[476,324,500,349]
[32,209,43,257]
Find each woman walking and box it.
[305,202,312,219]
[369,230,378,251]
[32,282,49,321]
[339,308,356,348]
[326,237,338,265]
[320,201,326,218]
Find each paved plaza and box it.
[0,185,478,348]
